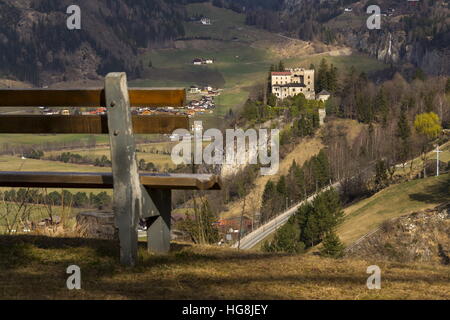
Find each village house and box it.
[217,216,253,243]
[316,90,331,102]
[271,68,315,100]
[189,85,200,94]
[200,17,211,25]
[192,58,214,65]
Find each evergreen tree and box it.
[276,176,287,197]
[287,160,304,202]
[302,213,320,247]
[446,78,450,94]
[317,58,329,93]
[311,150,331,188]
[262,219,305,254]
[374,88,388,127]
[294,166,307,200]
[278,60,285,72]
[397,107,411,162]
[320,231,345,258]
[327,64,338,92]
[261,180,276,223]
[297,188,343,248]
[374,160,388,190]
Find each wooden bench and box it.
[0,72,221,266]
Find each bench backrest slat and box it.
[0,88,186,107]
[0,114,189,134]
[0,172,221,190]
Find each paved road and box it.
[232,183,339,250]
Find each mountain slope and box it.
[0,0,186,85]
[241,0,450,76]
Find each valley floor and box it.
[0,235,448,300]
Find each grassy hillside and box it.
[0,155,113,196]
[338,174,450,245]
[395,141,450,177]
[132,2,389,117]
[0,134,109,148]
[0,236,448,300]
[44,142,177,170]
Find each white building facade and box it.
[271,68,315,100]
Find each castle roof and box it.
[271,72,292,76]
[318,90,331,95]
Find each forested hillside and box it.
[0,0,187,85]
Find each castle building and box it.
[271,68,315,100]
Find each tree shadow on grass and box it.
[0,235,290,272]
[0,235,119,270]
[69,268,450,300]
[1,235,449,299]
[408,177,450,204]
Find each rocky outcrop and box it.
[346,30,450,76]
[345,203,450,264]
[277,0,450,76]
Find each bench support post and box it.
[146,189,171,253]
[105,72,161,266]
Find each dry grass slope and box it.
[0,235,449,300]
[338,174,450,245]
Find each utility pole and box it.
[434,145,442,177]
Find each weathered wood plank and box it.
[0,88,186,107]
[0,115,189,134]
[105,72,141,266]
[0,172,222,190]
[146,189,172,254]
